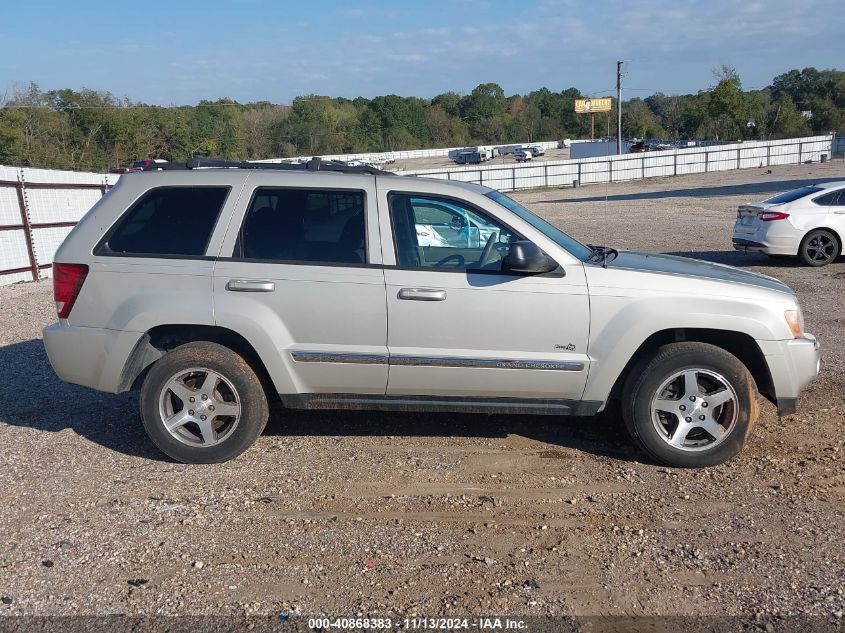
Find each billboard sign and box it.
[574,97,612,113]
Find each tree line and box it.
[0,66,842,172]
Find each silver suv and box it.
[43,159,820,467]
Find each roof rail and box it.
[139,156,391,175]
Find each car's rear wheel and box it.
[622,342,758,467]
[140,342,268,463]
[798,229,839,267]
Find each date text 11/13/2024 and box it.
[305,617,528,630]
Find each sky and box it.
[1,0,842,105]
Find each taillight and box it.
[53,263,88,318]
[759,211,790,222]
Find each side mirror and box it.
[502,241,558,275]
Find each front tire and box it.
[140,342,269,463]
[798,229,839,267]
[622,342,759,467]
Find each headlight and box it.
[784,308,804,338]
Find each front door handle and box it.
[398,287,446,301]
[226,279,275,292]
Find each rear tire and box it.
[140,342,269,463]
[622,342,759,468]
[798,229,839,267]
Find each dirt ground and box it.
[1,162,844,624]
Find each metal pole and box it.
[616,60,623,155]
[15,177,39,282]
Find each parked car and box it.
[733,181,845,266]
[513,149,533,162]
[44,158,819,467]
[525,146,546,157]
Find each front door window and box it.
[388,194,517,271]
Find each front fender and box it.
[582,292,793,403]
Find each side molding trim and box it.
[291,351,584,372]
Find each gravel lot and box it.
[1,162,844,623]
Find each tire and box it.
[621,342,759,468]
[140,341,269,463]
[798,229,839,267]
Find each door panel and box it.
[214,175,388,395]
[384,267,589,398]
[214,262,388,394]
[379,190,590,400]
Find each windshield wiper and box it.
[586,244,618,268]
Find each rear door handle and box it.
[226,279,275,292]
[398,287,446,301]
[833,210,845,214]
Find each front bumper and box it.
[756,334,821,417]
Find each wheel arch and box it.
[119,324,279,402]
[606,328,775,406]
[802,226,842,256]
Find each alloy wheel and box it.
[650,368,738,452]
[157,367,241,447]
[804,233,836,263]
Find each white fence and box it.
[0,167,118,285]
[0,134,835,286]
[256,140,564,165]
[397,135,835,192]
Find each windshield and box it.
[484,190,594,261]
[763,186,823,205]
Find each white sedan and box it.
[732,181,845,266]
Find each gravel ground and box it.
[0,162,844,624]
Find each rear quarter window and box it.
[763,186,823,205]
[97,186,229,256]
[812,189,844,206]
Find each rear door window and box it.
[99,186,229,256]
[236,188,366,264]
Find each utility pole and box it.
[616,60,623,154]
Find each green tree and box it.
[707,65,746,140]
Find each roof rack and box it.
[138,156,391,175]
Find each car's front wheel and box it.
[140,342,269,463]
[622,342,759,467]
[798,229,839,267]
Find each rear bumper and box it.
[43,323,144,393]
[732,238,766,250]
[757,334,821,417]
[732,224,801,256]
[732,237,798,256]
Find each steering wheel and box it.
[435,253,465,268]
[478,233,497,268]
